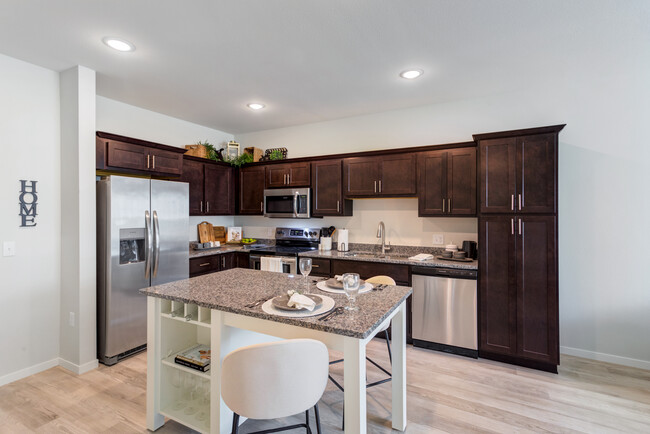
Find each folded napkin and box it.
[408,253,434,261]
[287,293,316,311]
[334,274,343,281]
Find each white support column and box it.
[343,336,367,433]
[391,301,407,431]
[210,310,224,434]
[146,298,164,431]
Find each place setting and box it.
[315,274,374,294]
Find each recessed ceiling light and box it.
[399,69,423,79]
[102,37,135,52]
[247,103,265,110]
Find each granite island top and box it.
[299,249,478,270]
[140,268,412,339]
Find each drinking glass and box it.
[342,273,360,311]
[299,258,312,294]
[171,370,187,411]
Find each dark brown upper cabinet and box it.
[343,154,416,197]
[476,126,562,214]
[311,159,352,217]
[478,215,558,366]
[418,147,476,216]
[180,157,234,216]
[239,166,265,215]
[96,132,184,176]
[266,162,311,188]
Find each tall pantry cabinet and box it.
[474,125,564,373]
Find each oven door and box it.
[264,188,310,218]
[250,255,297,274]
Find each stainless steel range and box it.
[249,227,320,274]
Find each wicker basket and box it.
[244,147,263,162]
[185,144,209,158]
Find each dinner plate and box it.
[325,278,366,289]
[271,294,323,311]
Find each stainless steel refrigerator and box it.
[97,176,188,365]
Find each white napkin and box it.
[334,274,343,281]
[409,253,434,261]
[287,293,316,311]
[261,256,283,273]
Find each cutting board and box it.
[197,221,215,243]
[213,226,227,243]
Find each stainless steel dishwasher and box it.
[411,266,478,358]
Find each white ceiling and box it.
[0,1,647,134]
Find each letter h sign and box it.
[19,180,38,227]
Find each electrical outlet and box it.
[3,241,15,257]
[69,312,75,327]
[432,234,444,245]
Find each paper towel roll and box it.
[337,229,349,252]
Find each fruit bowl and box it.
[242,238,257,244]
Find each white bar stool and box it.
[221,339,329,434]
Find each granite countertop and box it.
[299,249,478,270]
[189,245,247,258]
[140,268,412,339]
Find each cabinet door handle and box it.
[206,202,210,213]
[287,174,290,184]
[222,257,225,268]
[379,180,382,193]
[200,201,203,212]
[337,200,340,212]
[147,154,150,169]
[448,198,451,213]
[518,218,522,235]
[199,262,210,267]
[312,264,320,268]
[511,218,514,235]
[374,180,377,193]
[152,155,155,169]
[260,201,263,212]
[518,194,522,210]
[511,194,514,211]
[442,199,445,213]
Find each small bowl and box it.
[442,251,453,258]
[453,251,467,259]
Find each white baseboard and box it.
[58,357,99,375]
[561,346,650,371]
[0,358,59,387]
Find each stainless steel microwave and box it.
[263,188,311,218]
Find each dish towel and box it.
[287,293,316,311]
[261,256,283,273]
[408,253,434,261]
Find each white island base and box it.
[145,297,407,433]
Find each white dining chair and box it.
[221,339,329,434]
[328,275,396,429]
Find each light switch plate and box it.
[432,234,444,245]
[3,241,16,257]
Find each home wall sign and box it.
[19,180,38,227]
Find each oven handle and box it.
[293,191,298,217]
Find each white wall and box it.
[236,56,650,368]
[96,96,236,240]
[0,54,61,384]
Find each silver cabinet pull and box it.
[260,201,263,212]
[206,202,210,213]
[374,180,377,193]
[200,201,203,212]
[518,194,522,210]
[442,199,445,213]
[511,194,514,211]
[152,155,155,169]
[221,256,225,268]
[337,200,340,212]
[312,264,320,268]
[518,218,522,235]
[147,154,150,169]
[448,198,451,213]
[287,174,290,184]
[511,218,514,235]
[199,262,210,267]
[379,180,382,193]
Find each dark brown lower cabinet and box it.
[479,215,558,372]
[235,252,249,269]
[189,252,237,277]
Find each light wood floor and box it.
[1,339,649,433]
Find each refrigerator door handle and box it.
[145,210,152,278]
[152,210,161,277]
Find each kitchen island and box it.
[140,268,411,433]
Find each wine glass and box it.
[342,273,360,311]
[171,370,187,411]
[299,258,312,294]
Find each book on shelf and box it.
[174,344,211,372]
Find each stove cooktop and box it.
[249,245,318,256]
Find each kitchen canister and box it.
[321,237,332,251]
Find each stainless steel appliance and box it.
[411,266,478,358]
[264,188,311,218]
[97,176,189,365]
[249,227,320,273]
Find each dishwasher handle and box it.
[412,266,477,280]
